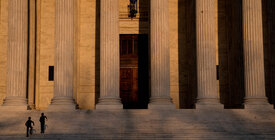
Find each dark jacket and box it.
[25,120,34,127]
[39,116,47,124]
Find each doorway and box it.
[120,34,149,109]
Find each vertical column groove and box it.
[243,0,269,105]
[96,0,122,109]
[149,0,174,108]
[196,0,221,105]
[3,0,28,106]
[50,0,75,108]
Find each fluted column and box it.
[2,0,28,110]
[195,0,222,108]
[96,0,122,109]
[49,0,76,110]
[242,0,271,109]
[149,0,175,109]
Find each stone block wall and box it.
[0,0,7,105]
[169,0,180,108]
[76,0,96,109]
[35,0,55,109]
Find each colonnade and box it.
[1,0,272,110]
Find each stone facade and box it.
[0,0,274,110]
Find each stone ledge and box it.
[47,104,76,112]
[244,104,274,110]
[0,105,28,111]
[196,104,224,110]
[96,104,123,110]
[148,103,176,110]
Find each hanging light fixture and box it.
[128,0,138,18]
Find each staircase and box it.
[0,109,275,140]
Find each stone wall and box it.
[169,0,180,108]
[0,0,7,105]
[76,0,96,109]
[35,0,55,109]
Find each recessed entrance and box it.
[120,34,149,109]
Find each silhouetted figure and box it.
[25,117,34,137]
[39,113,48,133]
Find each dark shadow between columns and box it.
[218,0,245,109]
[262,0,275,108]
[138,0,150,109]
[95,0,100,105]
[178,0,197,109]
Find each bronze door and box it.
[120,34,149,109]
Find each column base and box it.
[96,98,123,110]
[48,96,76,111]
[244,97,274,110]
[0,96,28,111]
[148,97,175,110]
[196,98,224,109]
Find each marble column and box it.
[2,0,28,110]
[96,0,122,109]
[148,0,175,109]
[49,0,76,110]
[242,0,272,109]
[195,0,222,109]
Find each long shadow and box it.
[218,0,244,109]
[262,0,275,108]
[122,110,138,138]
[1,110,275,139]
[138,0,150,108]
[137,34,149,109]
[178,0,197,109]
[95,0,100,104]
[170,109,275,139]
[218,109,275,139]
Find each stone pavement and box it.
[0,109,275,140]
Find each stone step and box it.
[0,110,274,139]
[1,134,275,140]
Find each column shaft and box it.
[3,0,28,108]
[196,0,222,107]
[149,0,174,109]
[96,0,122,109]
[242,0,270,107]
[50,0,75,110]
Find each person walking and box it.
[39,113,48,133]
[25,117,35,137]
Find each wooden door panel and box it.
[120,34,148,109]
[120,68,138,106]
